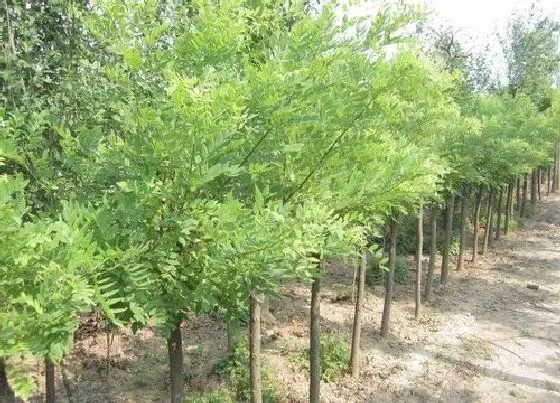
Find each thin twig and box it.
[472,335,525,362]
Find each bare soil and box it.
[25,195,560,402]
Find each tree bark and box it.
[547,165,551,196]
[482,188,494,255]
[167,322,184,403]
[250,293,263,403]
[553,163,556,193]
[309,275,321,403]
[537,167,542,201]
[516,177,521,215]
[521,173,528,218]
[471,186,483,264]
[456,187,468,271]
[440,194,455,284]
[424,207,437,302]
[505,181,513,236]
[530,169,537,206]
[488,191,496,249]
[415,209,423,319]
[495,188,503,241]
[45,357,55,403]
[380,216,398,337]
[0,360,14,402]
[552,140,560,193]
[350,251,367,377]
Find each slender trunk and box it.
[521,173,528,217]
[495,188,504,241]
[552,140,560,193]
[456,187,468,271]
[380,216,398,337]
[309,275,321,403]
[45,357,55,403]
[488,191,496,249]
[530,169,537,206]
[537,168,542,201]
[350,252,367,377]
[553,163,556,193]
[424,207,437,302]
[472,186,483,264]
[482,188,494,255]
[0,360,14,402]
[441,194,455,284]
[547,166,551,196]
[516,177,521,214]
[167,322,184,403]
[415,209,423,319]
[250,293,263,403]
[505,181,513,235]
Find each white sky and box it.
[427,0,560,38]
[338,0,560,83]
[426,0,560,82]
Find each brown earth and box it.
[24,194,560,402]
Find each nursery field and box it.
[23,193,560,403]
[1,1,559,402]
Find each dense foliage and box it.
[0,0,558,401]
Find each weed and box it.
[366,255,409,286]
[184,389,235,403]
[213,337,278,402]
[298,331,350,383]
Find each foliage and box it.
[299,331,350,383]
[183,389,235,403]
[214,337,278,403]
[0,0,558,399]
[366,256,410,287]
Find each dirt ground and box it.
[26,194,560,402]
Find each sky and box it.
[427,0,560,38]
[339,0,560,83]
[426,0,560,82]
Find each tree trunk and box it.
[530,169,537,206]
[521,173,528,217]
[516,177,521,215]
[552,141,560,193]
[553,163,556,193]
[350,252,367,377]
[415,209,423,319]
[537,167,542,201]
[380,216,398,337]
[482,188,494,255]
[471,186,483,264]
[0,360,14,402]
[309,275,321,403]
[424,207,437,302]
[456,187,468,271]
[167,322,184,403]
[505,181,513,236]
[488,191,496,249]
[250,293,263,403]
[45,357,55,403]
[495,188,503,241]
[440,194,455,284]
[547,166,551,196]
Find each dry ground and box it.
[25,194,560,402]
